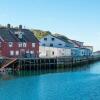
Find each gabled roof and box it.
[0,28,18,42]
[42,33,72,44]
[0,27,39,42]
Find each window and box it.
[32,43,35,47]
[50,43,53,47]
[23,43,27,47]
[42,44,45,46]
[30,51,34,54]
[0,42,1,47]
[26,50,29,53]
[18,42,22,47]
[10,50,14,56]
[51,38,55,41]
[52,51,54,55]
[9,42,13,47]
[15,51,19,56]
[58,44,62,45]
[44,38,47,41]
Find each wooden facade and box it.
[0,25,39,58]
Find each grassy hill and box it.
[31,29,51,40]
[31,29,69,43]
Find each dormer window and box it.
[15,31,24,39]
[9,42,13,47]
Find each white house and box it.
[39,34,73,57]
[39,46,71,58]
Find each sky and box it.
[0,0,100,51]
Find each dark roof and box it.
[0,28,39,42]
[0,28,18,42]
[53,34,75,47]
[67,39,84,48]
[54,34,69,43]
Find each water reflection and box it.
[0,61,100,100]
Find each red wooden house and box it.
[0,24,39,58]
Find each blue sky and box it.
[0,0,100,51]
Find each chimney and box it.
[19,25,22,30]
[7,24,10,29]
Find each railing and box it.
[0,58,17,69]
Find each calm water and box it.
[0,62,100,100]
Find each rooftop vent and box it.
[19,25,22,30]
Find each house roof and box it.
[41,33,84,48]
[0,27,39,42]
[54,34,83,47]
[0,28,18,42]
[54,34,69,43]
[69,40,83,47]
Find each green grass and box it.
[31,29,51,40]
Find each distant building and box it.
[93,51,100,57]
[0,24,39,58]
[70,40,93,57]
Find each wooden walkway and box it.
[0,56,100,71]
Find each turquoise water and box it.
[0,62,100,100]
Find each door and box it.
[20,49,25,57]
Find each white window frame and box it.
[15,51,19,56]
[26,50,29,53]
[9,42,13,47]
[10,50,14,56]
[32,43,35,48]
[30,51,34,54]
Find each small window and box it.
[42,44,45,46]
[44,38,47,41]
[18,42,22,47]
[23,43,27,47]
[0,42,1,47]
[51,38,55,41]
[52,51,54,55]
[9,42,13,47]
[26,50,29,53]
[58,44,62,45]
[10,50,14,56]
[16,51,19,56]
[50,43,53,47]
[30,51,34,54]
[32,43,35,47]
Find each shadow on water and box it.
[0,61,100,81]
